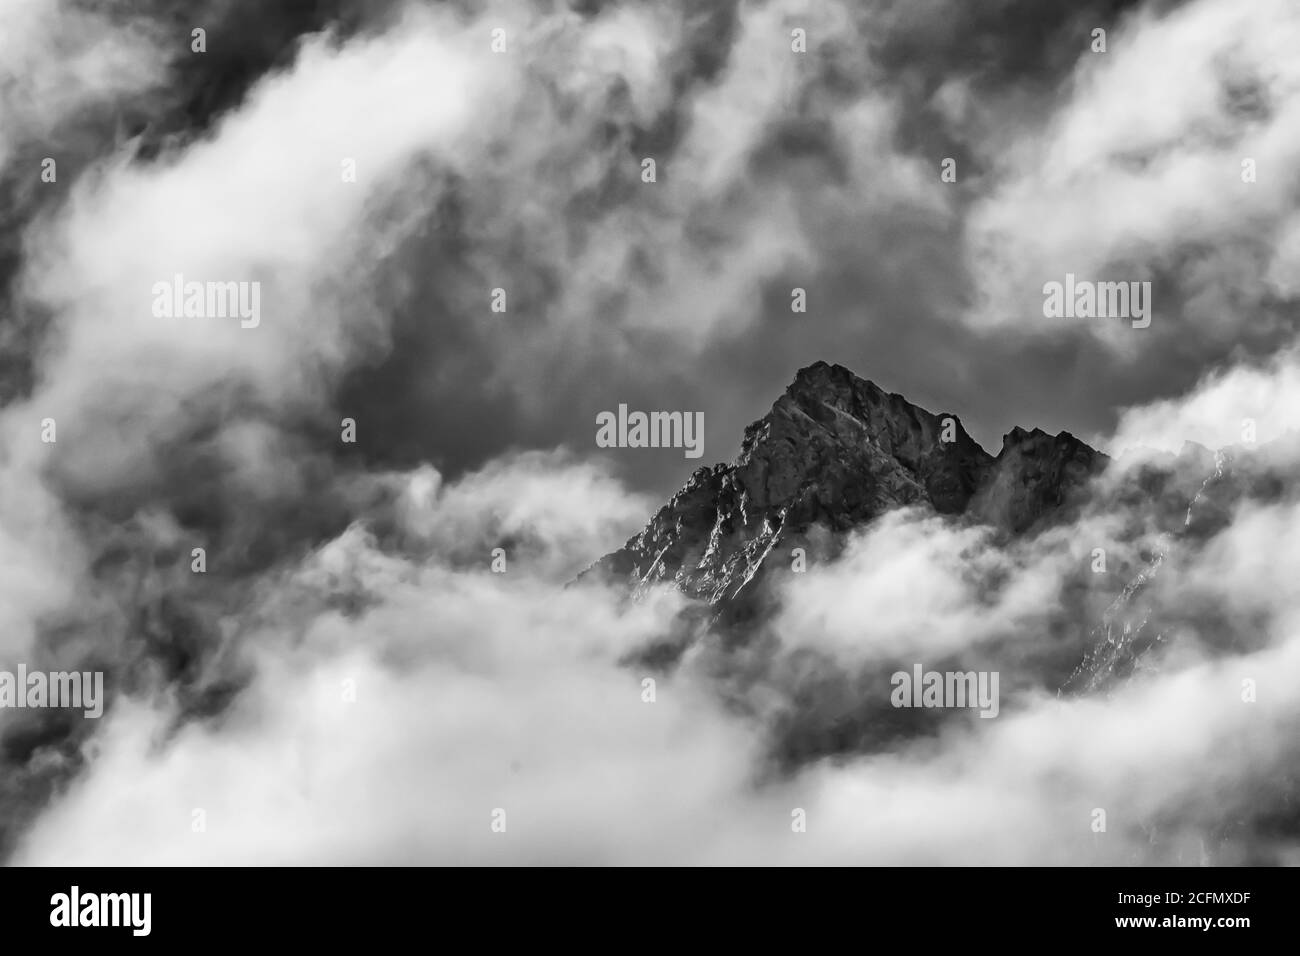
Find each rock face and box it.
[1064,440,1291,693]
[969,426,1108,533]
[586,361,1105,604]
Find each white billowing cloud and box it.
[0,486,83,659]
[385,452,653,579]
[1264,214,1300,298]
[0,2,506,666]
[964,0,1300,343]
[0,0,166,168]
[772,509,1085,667]
[1108,345,1300,454]
[556,2,681,126]
[0,0,173,663]
[12,475,767,865]
[13,443,1300,865]
[16,5,505,481]
[1177,499,1300,630]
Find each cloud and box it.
[772,509,1080,668]
[1108,345,1300,454]
[0,0,167,169]
[11,461,765,865]
[15,463,1300,864]
[4,0,1300,866]
[16,4,504,484]
[965,0,1300,353]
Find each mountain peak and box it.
[738,362,993,514]
[971,425,1109,533]
[586,362,1106,603]
[788,360,880,395]
[784,362,916,423]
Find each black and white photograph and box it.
[0,0,1294,920]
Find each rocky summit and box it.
[586,361,1107,605]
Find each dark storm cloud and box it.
[7,0,1292,511]
[311,0,1257,499]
